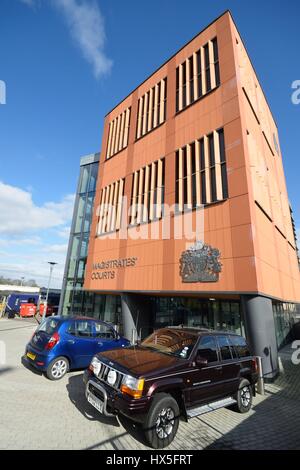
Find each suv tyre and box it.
[46,356,69,380]
[234,378,253,413]
[143,393,180,449]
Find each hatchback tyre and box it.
[143,393,179,449]
[234,378,253,413]
[46,356,69,380]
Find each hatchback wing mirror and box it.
[195,355,208,367]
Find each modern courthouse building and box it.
[65,11,300,380]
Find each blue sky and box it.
[0,0,299,287]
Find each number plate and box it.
[26,352,36,361]
[87,393,104,413]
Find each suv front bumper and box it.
[83,369,151,423]
[85,378,115,417]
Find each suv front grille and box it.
[96,361,125,391]
[89,383,104,401]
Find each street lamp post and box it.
[20,277,25,287]
[42,262,58,321]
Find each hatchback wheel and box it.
[233,378,253,413]
[46,356,69,380]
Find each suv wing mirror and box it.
[195,354,208,367]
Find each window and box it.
[212,37,220,87]
[208,133,217,202]
[217,335,233,360]
[106,107,131,159]
[88,162,98,192]
[141,328,198,359]
[197,336,218,363]
[182,61,186,108]
[176,38,219,113]
[229,335,251,358]
[97,179,125,235]
[204,43,211,92]
[189,56,194,103]
[75,320,93,337]
[196,49,202,99]
[130,158,165,225]
[176,67,180,112]
[199,138,206,205]
[79,166,89,193]
[136,78,167,139]
[38,318,59,335]
[94,322,115,339]
[218,128,228,199]
[175,128,228,211]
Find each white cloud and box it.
[54,0,112,78]
[19,0,112,78]
[0,181,75,235]
[0,182,74,287]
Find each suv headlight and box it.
[89,356,101,376]
[121,375,144,399]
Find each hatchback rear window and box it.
[37,318,59,335]
[229,335,251,358]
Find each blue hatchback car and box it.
[23,316,130,380]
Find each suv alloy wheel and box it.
[233,378,253,413]
[143,393,180,449]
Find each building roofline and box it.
[80,152,100,167]
[104,9,278,128]
[105,9,230,117]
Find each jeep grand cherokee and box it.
[83,327,258,449]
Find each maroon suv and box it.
[83,327,258,449]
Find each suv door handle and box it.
[97,342,103,346]
[215,366,222,370]
[67,339,75,344]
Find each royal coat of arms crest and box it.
[179,240,222,282]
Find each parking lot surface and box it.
[0,317,300,450]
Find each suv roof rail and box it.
[164,325,241,335]
[166,325,212,331]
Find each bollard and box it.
[256,355,265,395]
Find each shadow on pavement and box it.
[67,373,150,448]
[118,414,149,447]
[66,374,119,426]
[0,366,15,376]
[205,359,300,450]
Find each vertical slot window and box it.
[212,38,220,87]
[204,44,211,92]
[218,128,228,199]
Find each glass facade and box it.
[272,301,297,348]
[60,155,99,316]
[151,296,245,336]
[59,153,122,328]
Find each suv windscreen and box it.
[140,328,198,359]
[37,318,59,335]
[197,335,219,363]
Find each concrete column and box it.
[121,293,153,343]
[242,295,279,381]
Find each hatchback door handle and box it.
[97,342,103,346]
[68,339,75,344]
